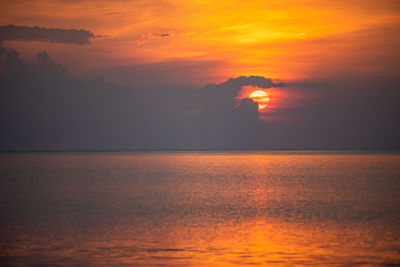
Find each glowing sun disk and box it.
[249,90,269,109]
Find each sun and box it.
[249,90,269,109]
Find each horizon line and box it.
[1,148,399,154]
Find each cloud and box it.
[0,49,268,150]
[0,24,94,45]
[0,48,399,151]
[136,32,172,44]
[199,76,284,115]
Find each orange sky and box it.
[1,0,399,86]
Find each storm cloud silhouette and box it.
[0,49,277,150]
[0,48,399,151]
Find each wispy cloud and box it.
[0,24,94,45]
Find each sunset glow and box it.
[1,0,399,86]
[1,0,398,144]
[1,1,400,266]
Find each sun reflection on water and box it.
[1,152,399,266]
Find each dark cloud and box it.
[0,24,94,45]
[261,78,400,149]
[0,48,399,151]
[0,49,266,150]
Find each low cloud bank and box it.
[0,48,399,150]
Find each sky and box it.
[0,0,399,150]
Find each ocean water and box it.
[0,151,399,266]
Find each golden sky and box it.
[1,0,399,86]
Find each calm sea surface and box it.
[0,151,399,266]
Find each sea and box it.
[0,151,399,266]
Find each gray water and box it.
[0,151,399,266]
